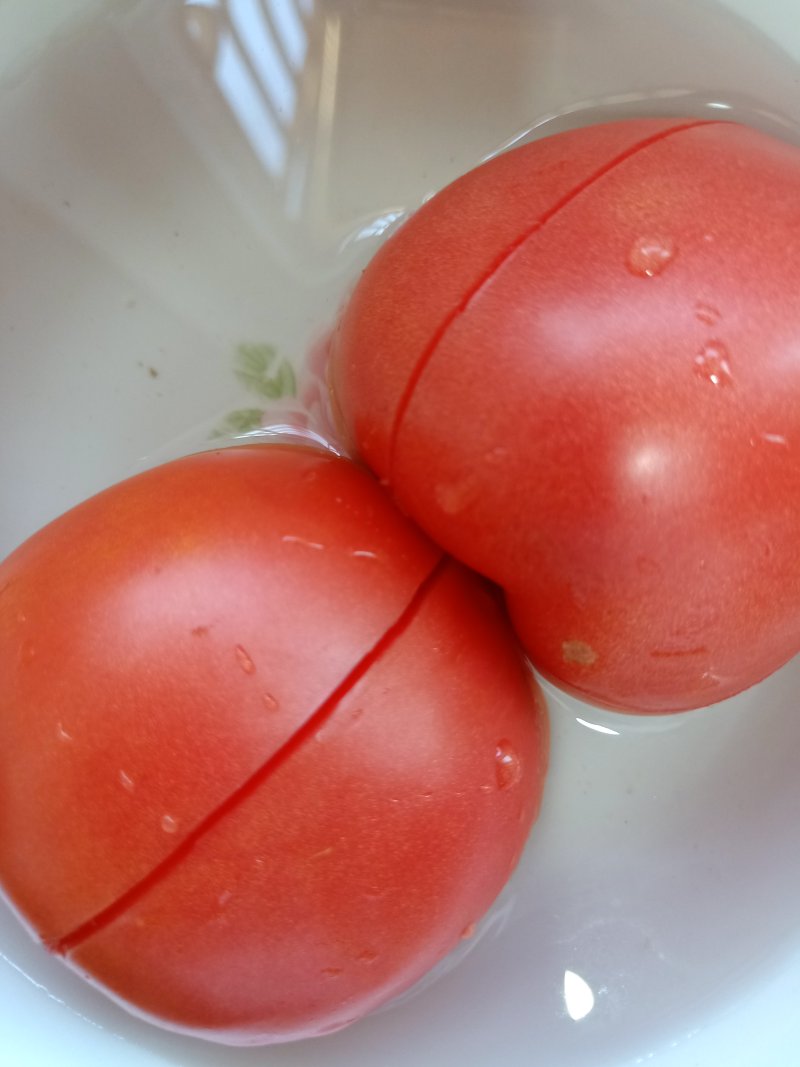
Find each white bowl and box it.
[2,1,800,1064]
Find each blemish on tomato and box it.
[435,478,476,515]
[562,640,598,667]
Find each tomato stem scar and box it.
[51,555,448,957]
[386,119,722,479]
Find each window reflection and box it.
[183,0,315,182]
[563,969,595,1022]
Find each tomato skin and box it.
[0,445,547,1043]
[69,561,547,1044]
[331,119,800,713]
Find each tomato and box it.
[0,444,547,1044]
[331,118,800,713]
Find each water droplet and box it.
[56,722,73,742]
[235,645,256,674]
[351,549,378,560]
[262,692,279,712]
[363,886,386,900]
[218,890,233,907]
[309,846,334,861]
[695,301,721,326]
[357,949,379,963]
[16,612,27,624]
[321,967,343,978]
[19,640,36,663]
[495,741,522,791]
[759,432,789,448]
[191,625,210,638]
[119,770,135,793]
[282,535,325,550]
[694,342,733,387]
[627,236,675,278]
[161,814,179,834]
[562,639,598,666]
[479,784,493,795]
[461,922,477,940]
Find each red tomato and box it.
[331,118,800,713]
[0,445,547,1044]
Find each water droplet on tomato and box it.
[161,814,179,833]
[19,640,36,663]
[309,846,334,861]
[357,949,379,963]
[627,236,675,278]
[282,534,325,550]
[694,342,733,387]
[321,967,344,978]
[235,645,256,674]
[461,922,477,940]
[695,301,721,326]
[56,722,73,742]
[495,741,522,790]
[759,432,789,447]
[218,890,233,907]
[262,692,279,712]
[119,770,135,793]
[351,549,378,560]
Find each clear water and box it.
[1,2,800,1066]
